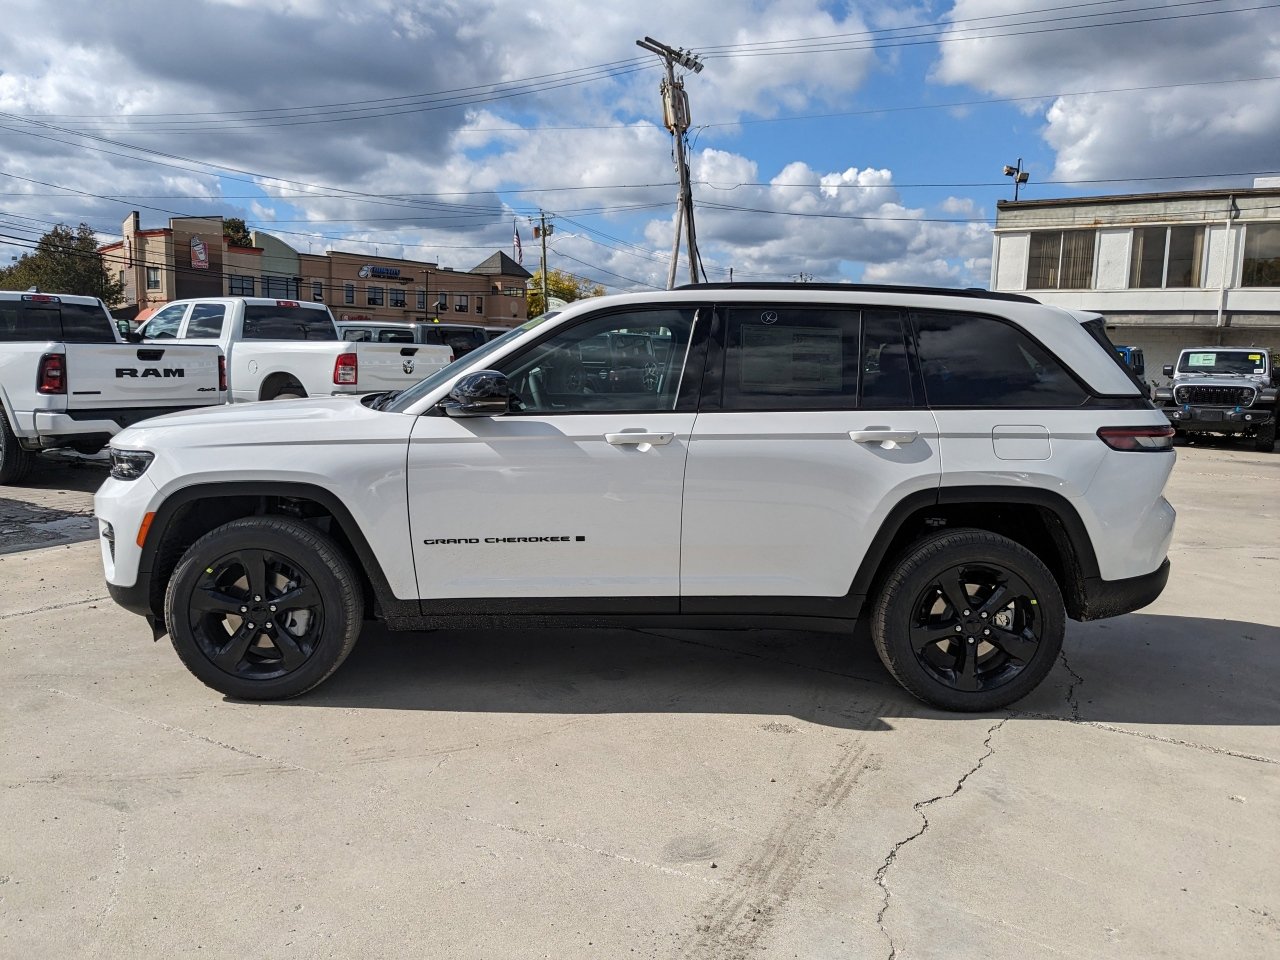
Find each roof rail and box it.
[674,282,1041,304]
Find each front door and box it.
[407,306,706,604]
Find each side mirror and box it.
[117,319,142,343]
[442,370,509,417]
[1162,364,1174,378]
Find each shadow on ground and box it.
[280,612,1280,733]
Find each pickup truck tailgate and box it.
[347,343,453,393]
[64,343,223,410]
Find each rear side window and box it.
[0,302,59,341]
[860,309,915,408]
[242,305,337,341]
[59,303,113,342]
[184,303,226,339]
[1081,318,1146,393]
[722,306,860,410]
[912,311,1087,407]
[376,329,415,343]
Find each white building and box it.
[989,181,1280,380]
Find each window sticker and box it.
[1186,353,1216,367]
[741,325,843,393]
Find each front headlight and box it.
[109,448,155,481]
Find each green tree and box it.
[526,268,605,317]
[223,217,254,248]
[0,223,124,306]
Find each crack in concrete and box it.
[6,595,111,618]
[873,718,1007,960]
[1058,648,1085,722]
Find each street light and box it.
[1003,158,1030,201]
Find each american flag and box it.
[513,221,523,265]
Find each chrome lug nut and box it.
[269,605,277,612]
[980,612,988,619]
[954,625,963,633]
[254,595,262,602]
[963,609,971,616]
[983,628,991,636]
[246,622,255,630]
[239,606,247,613]
[967,637,975,644]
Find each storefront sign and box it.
[357,264,401,279]
[191,235,209,270]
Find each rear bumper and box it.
[1076,558,1170,621]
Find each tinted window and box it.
[498,309,697,414]
[722,306,859,411]
[342,328,372,342]
[442,327,485,355]
[242,305,337,341]
[377,329,415,343]
[860,309,914,408]
[141,303,187,339]
[0,302,59,342]
[57,303,113,342]
[913,310,1087,407]
[184,303,226,339]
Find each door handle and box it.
[606,432,674,446]
[849,429,919,448]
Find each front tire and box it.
[164,517,363,699]
[0,409,36,485]
[1254,420,1276,453]
[871,529,1065,712]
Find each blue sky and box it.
[1,1,1277,291]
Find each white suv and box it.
[95,284,1176,711]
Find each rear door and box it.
[680,303,941,606]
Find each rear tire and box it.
[871,529,1065,712]
[1254,420,1276,453]
[164,516,363,700]
[0,409,36,485]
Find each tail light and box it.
[333,352,358,385]
[37,353,66,394]
[1097,425,1175,451]
[217,355,227,392]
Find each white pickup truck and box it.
[137,298,452,402]
[1,291,224,483]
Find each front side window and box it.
[184,303,226,339]
[367,285,384,307]
[228,275,254,296]
[344,283,355,305]
[1241,223,1280,286]
[1027,229,1096,289]
[498,308,697,414]
[145,267,161,290]
[141,303,187,339]
[390,288,406,308]
[913,310,1087,407]
[1130,226,1204,288]
[721,306,860,411]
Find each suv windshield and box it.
[1177,350,1267,375]
[383,312,559,413]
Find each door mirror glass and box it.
[1162,364,1174,377]
[443,370,510,417]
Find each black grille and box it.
[1174,385,1255,406]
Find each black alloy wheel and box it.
[872,529,1065,712]
[165,517,363,699]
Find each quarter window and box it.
[721,306,860,411]
[1130,226,1204,288]
[1027,229,1096,289]
[1242,223,1280,286]
[912,310,1087,407]
[498,308,697,414]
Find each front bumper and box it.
[1076,558,1170,621]
[1164,406,1273,433]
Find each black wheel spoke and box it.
[232,550,269,601]
[938,569,971,617]
[987,626,1038,663]
[911,622,959,652]
[270,630,307,670]
[274,581,321,612]
[954,641,981,691]
[190,588,246,616]
[211,623,256,671]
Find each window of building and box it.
[262,276,298,299]
[228,275,255,296]
[436,292,449,311]
[390,287,405,308]
[454,294,469,313]
[312,280,324,301]
[145,267,161,290]
[1130,225,1204,288]
[1241,222,1280,287]
[184,303,226,339]
[1026,229,1096,289]
[118,270,126,290]
[721,306,861,411]
[475,295,484,314]
[344,283,355,305]
[912,310,1087,407]
[417,289,426,310]
[367,286,384,306]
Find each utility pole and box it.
[637,36,703,289]
[533,211,553,313]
